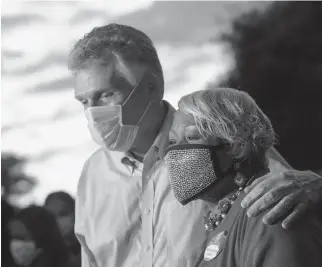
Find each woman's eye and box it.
[169,139,177,145]
[186,135,201,141]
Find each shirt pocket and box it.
[165,199,208,267]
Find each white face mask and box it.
[10,239,42,266]
[85,75,151,152]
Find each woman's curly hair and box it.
[179,87,276,161]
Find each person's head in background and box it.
[44,191,79,254]
[44,192,75,236]
[68,23,166,158]
[2,198,15,267]
[166,87,275,204]
[9,205,69,267]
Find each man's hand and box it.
[240,170,322,229]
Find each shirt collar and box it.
[149,100,175,160]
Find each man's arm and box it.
[75,234,96,267]
[75,160,96,267]
[240,147,322,228]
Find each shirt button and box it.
[146,245,151,251]
[145,209,151,215]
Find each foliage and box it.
[215,1,322,170]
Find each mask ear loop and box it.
[136,102,151,126]
[122,72,156,106]
[123,73,146,106]
[122,72,155,126]
[136,72,156,126]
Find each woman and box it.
[164,88,322,267]
[9,205,69,267]
[44,191,81,267]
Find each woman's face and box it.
[45,198,74,237]
[9,220,40,266]
[168,109,222,147]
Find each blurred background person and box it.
[8,205,70,267]
[2,198,16,267]
[44,191,81,267]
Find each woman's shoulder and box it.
[240,205,322,241]
[237,206,322,267]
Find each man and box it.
[68,24,322,267]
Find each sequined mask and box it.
[164,144,233,205]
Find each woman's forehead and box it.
[172,109,195,127]
[45,198,70,215]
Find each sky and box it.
[1,0,260,206]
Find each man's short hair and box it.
[68,23,164,97]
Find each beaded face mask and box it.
[164,144,233,205]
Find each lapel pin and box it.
[204,231,228,262]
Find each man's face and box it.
[73,63,152,126]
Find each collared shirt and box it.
[75,101,291,267]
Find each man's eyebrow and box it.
[75,88,114,100]
[96,88,114,93]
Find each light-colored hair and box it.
[68,23,164,97]
[179,88,276,160]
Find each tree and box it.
[214,1,322,171]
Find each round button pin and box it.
[204,231,227,262]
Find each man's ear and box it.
[147,81,156,97]
[146,73,159,100]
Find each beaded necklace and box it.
[204,172,256,232]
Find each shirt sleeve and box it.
[75,160,94,267]
[241,214,322,267]
[81,249,92,267]
[76,238,93,267]
[76,235,96,267]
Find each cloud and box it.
[2,50,24,59]
[29,77,73,93]
[1,14,47,31]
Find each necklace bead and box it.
[204,171,258,232]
